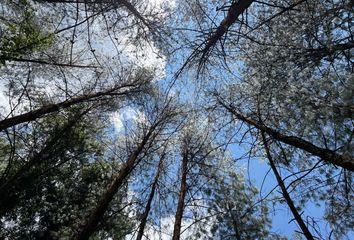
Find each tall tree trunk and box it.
[227,204,242,240]
[0,83,140,131]
[218,99,354,172]
[261,131,315,240]
[199,0,254,58]
[76,126,156,240]
[136,153,164,240]
[172,152,188,240]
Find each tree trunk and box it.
[200,0,254,57]
[261,131,314,240]
[76,126,155,240]
[227,204,242,240]
[218,99,354,172]
[0,83,140,131]
[0,56,98,68]
[136,154,164,240]
[172,152,188,240]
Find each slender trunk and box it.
[136,155,164,240]
[76,127,155,240]
[0,84,139,131]
[117,0,152,30]
[200,0,254,57]
[261,131,314,240]
[0,56,98,68]
[172,152,188,240]
[227,204,241,240]
[218,99,354,172]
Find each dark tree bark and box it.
[0,83,143,132]
[199,0,254,59]
[76,124,157,240]
[218,99,354,172]
[178,0,254,75]
[261,131,314,240]
[227,204,242,240]
[172,150,189,240]
[136,153,164,240]
[0,56,98,68]
[305,41,354,62]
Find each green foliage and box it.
[0,108,133,239]
[204,172,272,240]
[0,0,352,239]
[0,2,54,65]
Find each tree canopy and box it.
[0,0,353,239]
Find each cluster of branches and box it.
[0,0,353,239]
[174,0,353,238]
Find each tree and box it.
[205,169,272,240]
[0,107,91,215]
[0,0,54,65]
[0,72,151,131]
[76,94,180,240]
[261,130,314,240]
[0,0,353,239]
[0,104,134,239]
[136,148,165,240]
[193,0,354,237]
[217,97,354,172]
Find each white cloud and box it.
[110,107,149,132]
[125,213,212,240]
[0,82,9,116]
[110,107,136,131]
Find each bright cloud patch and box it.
[110,106,149,132]
[110,107,137,131]
[124,214,212,240]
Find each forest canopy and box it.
[0,0,353,239]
